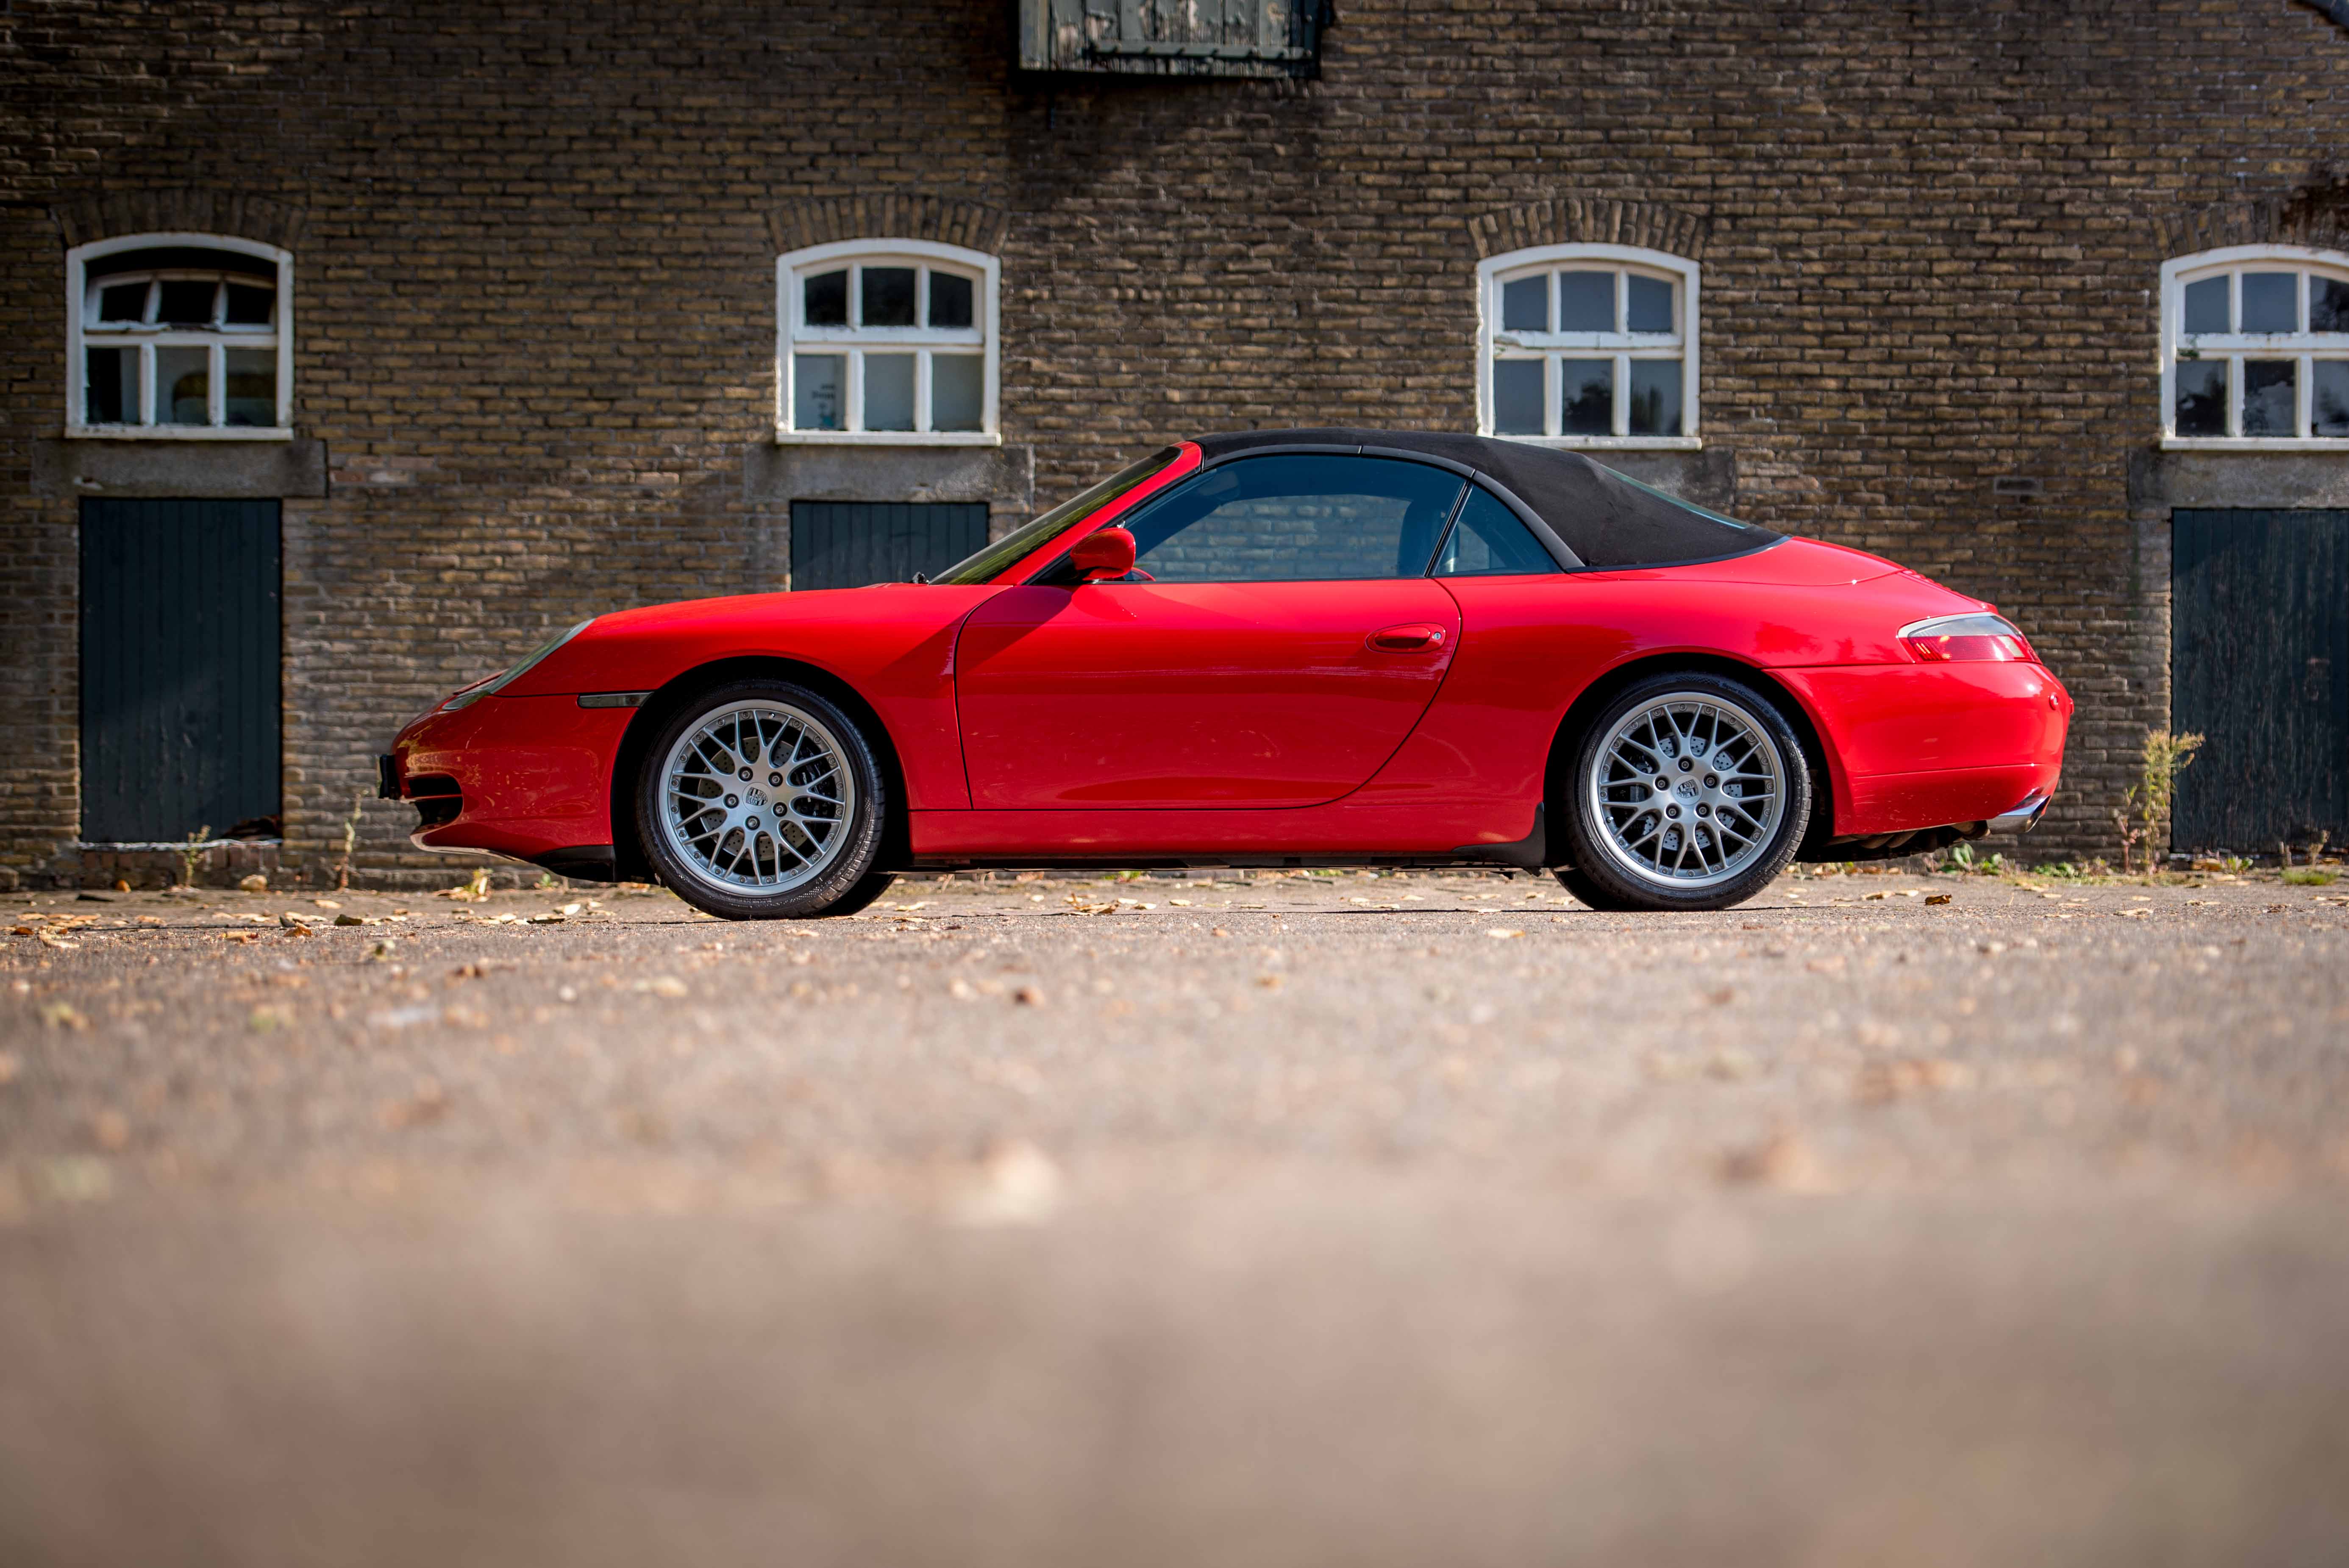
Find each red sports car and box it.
[382,430,2070,916]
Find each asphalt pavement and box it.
[4,865,2346,1564]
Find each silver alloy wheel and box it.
[657,700,856,895]
[1587,692,1786,891]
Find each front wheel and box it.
[1555,671,1810,912]
[635,680,888,920]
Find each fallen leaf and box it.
[1924,893,1952,905]
[1485,928,1524,940]
[948,1139,1064,1227]
[635,976,689,999]
[1719,1132,1832,1191]
[334,913,368,927]
[40,1002,89,1031]
[238,873,268,892]
[313,899,342,910]
[1012,984,1046,1006]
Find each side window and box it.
[1124,456,1467,584]
[1434,487,1559,577]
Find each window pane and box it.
[97,283,148,323]
[1435,487,1557,577]
[861,267,916,327]
[1124,455,1467,584]
[223,283,273,328]
[1500,275,1548,333]
[1493,359,1545,435]
[792,353,844,430]
[2313,278,2349,333]
[223,348,275,427]
[84,346,136,423]
[803,270,848,326]
[1628,359,1683,436]
[932,353,983,431]
[863,352,916,430]
[1626,275,1674,334]
[2313,361,2349,438]
[1560,358,1612,436]
[2182,276,2229,336]
[929,271,974,329]
[154,346,209,424]
[1557,271,1614,332]
[157,279,217,327]
[2242,359,2296,436]
[2173,359,2227,436]
[2241,272,2299,334]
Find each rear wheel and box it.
[636,680,887,920]
[1556,671,1810,912]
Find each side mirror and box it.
[1070,526,1137,583]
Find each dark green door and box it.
[790,501,990,591]
[79,499,281,843]
[2171,509,2349,853]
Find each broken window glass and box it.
[223,349,275,427]
[85,347,136,423]
[2241,359,2296,436]
[2313,277,2349,334]
[154,347,209,424]
[97,282,149,323]
[223,284,273,328]
[2173,359,2226,437]
[2314,361,2349,438]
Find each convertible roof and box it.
[1190,428,1778,570]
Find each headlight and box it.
[1898,613,2036,664]
[442,619,595,710]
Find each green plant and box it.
[534,871,561,890]
[177,825,213,888]
[2113,729,2204,876]
[334,791,365,891]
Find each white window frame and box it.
[2160,245,2349,450]
[65,232,293,441]
[776,239,1001,446]
[1476,242,1701,450]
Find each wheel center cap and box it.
[745,785,769,807]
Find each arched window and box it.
[2161,246,2349,446]
[66,234,292,436]
[1476,244,1700,448]
[776,239,999,442]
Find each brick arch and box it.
[766,196,1011,258]
[1465,197,1712,263]
[50,189,305,252]
[2157,178,2349,258]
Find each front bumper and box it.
[385,693,631,871]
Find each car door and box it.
[956,453,1468,809]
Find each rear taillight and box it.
[1899,613,2036,664]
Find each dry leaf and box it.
[40,1001,89,1031]
[1485,928,1524,940]
[1012,984,1046,1006]
[238,873,269,892]
[1924,893,1952,905]
[636,976,689,999]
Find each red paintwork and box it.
[386,438,2072,871]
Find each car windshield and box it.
[927,446,1182,585]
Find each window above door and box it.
[1477,243,1701,450]
[777,239,1000,445]
[2162,245,2349,449]
[67,234,293,439]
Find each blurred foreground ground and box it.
[4,866,2347,1564]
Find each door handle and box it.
[1366,623,1446,653]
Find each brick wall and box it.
[3,0,2346,883]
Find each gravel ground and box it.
[4,866,2347,1564]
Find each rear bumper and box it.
[1775,661,2071,840]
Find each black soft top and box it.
[1190,428,1777,570]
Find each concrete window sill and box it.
[773,431,1003,448]
[66,425,295,442]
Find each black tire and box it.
[635,679,888,920]
[1556,670,1810,913]
[1551,865,1647,912]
